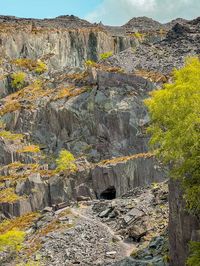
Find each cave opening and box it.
[100,186,116,200]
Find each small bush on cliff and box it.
[132,32,145,41]
[0,230,25,252]
[34,60,48,74]
[100,52,113,60]
[11,72,26,90]
[187,241,200,266]
[56,150,77,172]
[145,57,200,215]
[85,60,97,67]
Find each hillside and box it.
[0,15,199,266]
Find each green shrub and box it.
[56,150,77,172]
[34,60,48,74]
[11,72,26,90]
[100,52,113,60]
[133,32,145,41]
[85,60,96,67]
[0,230,25,252]
[0,130,24,140]
[187,242,200,266]
[12,58,47,74]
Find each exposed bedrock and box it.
[0,155,165,217]
[91,156,165,199]
[6,71,153,161]
[0,139,35,165]
[168,179,200,266]
[0,28,131,69]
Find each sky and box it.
[0,0,199,26]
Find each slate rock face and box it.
[106,18,200,75]
[168,179,200,266]
[0,16,131,70]
[6,70,153,162]
[91,157,165,198]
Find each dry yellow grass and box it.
[0,212,40,234]
[0,187,24,203]
[17,145,40,153]
[98,152,154,166]
[0,81,51,116]
[85,61,123,73]
[0,100,21,116]
[52,87,87,101]
[0,130,24,141]
[134,69,169,83]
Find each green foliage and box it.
[0,230,25,252]
[34,60,48,74]
[0,130,24,140]
[56,150,77,172]
[11,72,26,90]
[145,57,200,214]
[85,60,96,67]
[100,51,113,60]
[12,58,47,74]
[187,241,200,266]
[133,32,145,41]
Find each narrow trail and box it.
[57,206,135,257]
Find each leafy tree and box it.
[144,57,200,215]
[56,150,77,172]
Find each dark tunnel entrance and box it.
[100,186,116,200]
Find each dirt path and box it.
[57,206,135,258]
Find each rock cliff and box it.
[0,15,132,70]
[0,14,199,266]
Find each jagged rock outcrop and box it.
[105,17,200,74]
[91,155,165,198]
[0,16,131,70]
[0,14,199,266]
[0,154,165,217]
[169,179,200,266]
[5,70,153,162]
[123,16,163,32]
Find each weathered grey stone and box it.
[92,157,165,198]
[168,179,200,266]
[0,199,32,217]
[128,225,147,241]
[99,208,113,218]
[123,208,144,225]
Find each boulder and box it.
[123,208,144,225]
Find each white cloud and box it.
[85,0,199,25]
